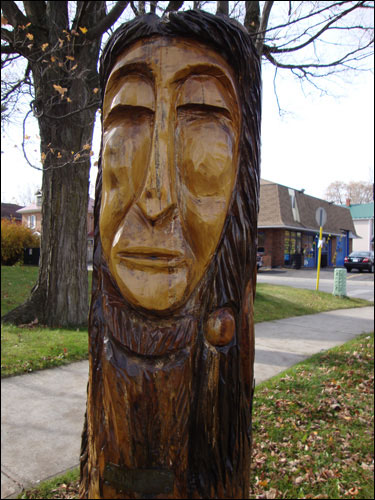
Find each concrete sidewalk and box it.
[1,306,374,499]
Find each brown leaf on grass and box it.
[344,486,359,496]
[294,476,304,485]
[19,318,39,328]
[264,488,279,499]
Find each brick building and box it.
[258,179,357,268]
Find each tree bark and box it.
[216,1,229,16]
[1,1,106,326]
[244,1,260,35]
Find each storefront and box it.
[258,179,357,269]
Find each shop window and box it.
[284,230,302,265]
[257,231,265,250]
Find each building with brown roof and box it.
[258,179,357,268]
[1,202,23,222]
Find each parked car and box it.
[344,251,374,273]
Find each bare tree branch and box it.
[86,1,130,40]
[256,1,274,54]
[261,1,370,37]
[267,1,369,54]
[130,1,139,16]
[165,1,184,14]
[216,1,229,16]
[2,61,31,102]
[264,38,373,73]
[138,1,146,15]
[23,1,46,27]
[1,1,29,29]
[244,1,260,35]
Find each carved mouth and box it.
[116,248,186,270]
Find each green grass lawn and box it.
[17,333,374,500]
[1,265,372,378]
[1,265,40,317]
[1,265,93,317]
[253,284,370,323]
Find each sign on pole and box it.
[315,207,327,228]
[315,207,327,291]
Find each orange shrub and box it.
[1,218,40,265]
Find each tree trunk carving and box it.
[80,11,261,499]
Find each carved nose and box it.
[137,184,176,222]
[136,125,176,222]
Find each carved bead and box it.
[205,307,235,346]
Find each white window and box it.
[28,215,36,229]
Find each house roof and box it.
[1,203,23,220]
[16,198,95,214]
[259,180,357,236]
[347,202,374,220]
[16,203,41,214]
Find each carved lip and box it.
[116,248,186,270]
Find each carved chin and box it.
[111,260,191,312]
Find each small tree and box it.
[1,217,40,265]
[325,180,374,204]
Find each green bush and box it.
[1,218,40,265]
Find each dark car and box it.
[344,251,374,273]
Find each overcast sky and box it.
[1,3,374,205]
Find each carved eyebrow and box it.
[106,62,154,90]
[176,74,235,115]
[104,71,155,124]
[173,64,237,102]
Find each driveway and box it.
[257,267,374,302]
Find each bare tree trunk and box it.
[1,1,106,327]
[256,1,274,54]
[244,1,260,35]
[138,1,146,14]
[216,1,229,16]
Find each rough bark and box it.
[244,1,260,35]
[216,1,229,16]
[1,1,105,326]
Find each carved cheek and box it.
[100,119,153,258]
[176,118,237,263]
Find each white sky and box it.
[1,2,374,205]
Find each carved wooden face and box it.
[100,37,240,312]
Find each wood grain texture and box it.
[80,10,261,499]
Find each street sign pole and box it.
[315,207,327,291]
[316,225,323,291]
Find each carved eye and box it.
[177,103,231,122]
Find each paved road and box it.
[257,267,374,302]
